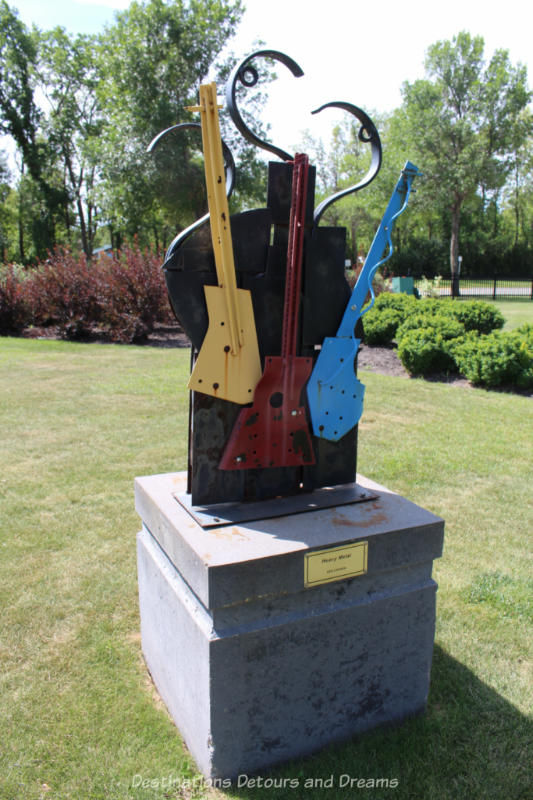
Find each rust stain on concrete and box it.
[332,510,388,528]
[209,526,250,542]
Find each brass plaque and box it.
[304,541,368,588]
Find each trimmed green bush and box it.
[443,300,505,334]
[362,307,403,345]
[372,291,418,314]
[358,291,529,389]
[361,293,418,346]
[397,312,465,341]
[452,329,533,389]
[397,321,463,375]
[517,322,533,338]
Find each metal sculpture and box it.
[219,153,315,470]
[150,50,416,513]
[184,82,261,404]
[226,49,304,162]
[147,122,236,341]
[311,102,382,225]
[307,161,421,441]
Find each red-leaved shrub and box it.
[25,248,101,339]
[0,244,173,343]
[0,265,32,334]
[98,244,172,342]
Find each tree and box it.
[401,32,531,294]
[0,1,67,256]
[37,28,104,257]
[95,0,245,248]
[299,111,412,265]
[0,151,12,260]
[502,110,533,247]
[0,0,255,257]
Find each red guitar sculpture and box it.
[219,153,316,470]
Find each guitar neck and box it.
[281,153,309,360]
[194,83,242,352]
[337,160,420,338]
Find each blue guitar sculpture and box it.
[307,160,421,441]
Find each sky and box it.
[6,0,533,155]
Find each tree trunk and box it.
[77,195,89,257]
[513,169,520,247]
[18,216,24,262]
[18,176,25,263]
[450,202,461,298]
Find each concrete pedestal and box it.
[135,472,444,779]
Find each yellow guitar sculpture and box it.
[186,82,261,404]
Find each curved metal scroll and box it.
[226,49,304,162]
[312,102,382,226]
[147,122,236,263]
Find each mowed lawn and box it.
[0,334,531,800]
[491,298,533,330]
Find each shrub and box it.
[0,265,32,334]
[372,291,418,314]
[397,312,465,341]
[396,315,465,375]
[446,300,505,334]
[25,248,101,339]
[362,307,403,346]
[397,329,461,375]
[359,292,419,346]
[347,266,391,297]
[7,244,172,343]
[417,275,443,298]
[452,329,533,389]
[98,244,171,342]
[516,322,533,339]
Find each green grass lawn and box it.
[491,299,533,330]
[1,337,531,800]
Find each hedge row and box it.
[0,246,173,343]
[362,293,532,390]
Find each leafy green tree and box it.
[401,32,531,293]
[37,28,104,257]
[501,110,533,247]
[0,151,12,260]
[95,0,245,248]
[0,1,67,256]
[299,111,417,265]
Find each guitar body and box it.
[307,161,420,442]
[307,336,365,441]
[188,284,262,404]
[184,83,262,406]
[219,355,315,470]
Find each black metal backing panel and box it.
[267,161,316,226]
[302,226,351,346]
[164,270,216,351]
[163,208,272,350]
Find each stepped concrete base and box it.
[135,472,444,779]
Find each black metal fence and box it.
[415,276,533,300]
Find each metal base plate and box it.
[174,482,378,528]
